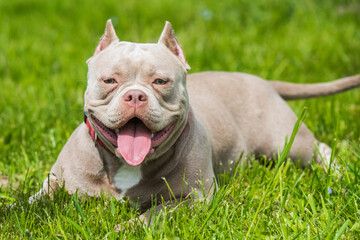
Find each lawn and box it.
[0,0,360,238]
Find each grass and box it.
[0,0,360,238]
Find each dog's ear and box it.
[94,19,119,55]
[158,21,190,71]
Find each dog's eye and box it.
[153,79,168,85]
[103,78,117,84]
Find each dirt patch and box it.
[0,175,8,187]
[337,3,360,15]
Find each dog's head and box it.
[84,20,190,166]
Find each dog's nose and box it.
[123,90,148,108]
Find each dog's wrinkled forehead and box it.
[87,41,183,80]
[86,20,190,82]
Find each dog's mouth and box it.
[92,116,175,166]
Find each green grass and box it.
[1,0,360,238]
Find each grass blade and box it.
[334,219,350,240]
[110,197,115,217]
[245,107,308,239]
[72,195,93,240]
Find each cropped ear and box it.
[158,21,190,71]
[94,19,119,55]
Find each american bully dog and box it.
[31,20,360,221]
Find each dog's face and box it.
[84,20,190,166]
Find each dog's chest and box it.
[113,164,142,198]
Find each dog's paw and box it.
[316,142,339,173]
[113,217,144,233]
[318,143,332,165]
[28,173,58,203]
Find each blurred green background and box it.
[0,0,359,198]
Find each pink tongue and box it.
[116,121,152,166]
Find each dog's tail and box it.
[271,74,360,100]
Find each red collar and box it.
[85,114,108,149]
[84,111,190,152]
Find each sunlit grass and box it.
[0,0,359,238]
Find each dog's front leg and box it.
[28,172,58,203]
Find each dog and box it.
[31,20,360,221]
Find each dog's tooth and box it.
[151,133,154,139]
[115,129,120,136]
